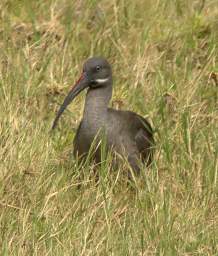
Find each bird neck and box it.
[83,81,112,126]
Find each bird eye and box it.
[96,65,101,72]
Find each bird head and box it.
[52,57,112,129]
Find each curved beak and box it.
[52,72,89,129]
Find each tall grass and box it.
[0,0,217,255]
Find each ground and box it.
[0,0,218,255]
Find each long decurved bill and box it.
[52,73,89,129]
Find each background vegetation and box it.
[0,0,217,255]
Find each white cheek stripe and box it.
[95,77,109,83]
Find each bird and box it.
[52,57,154,175]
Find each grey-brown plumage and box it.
[52,57,154,175]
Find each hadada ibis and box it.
[52,57,154,175]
